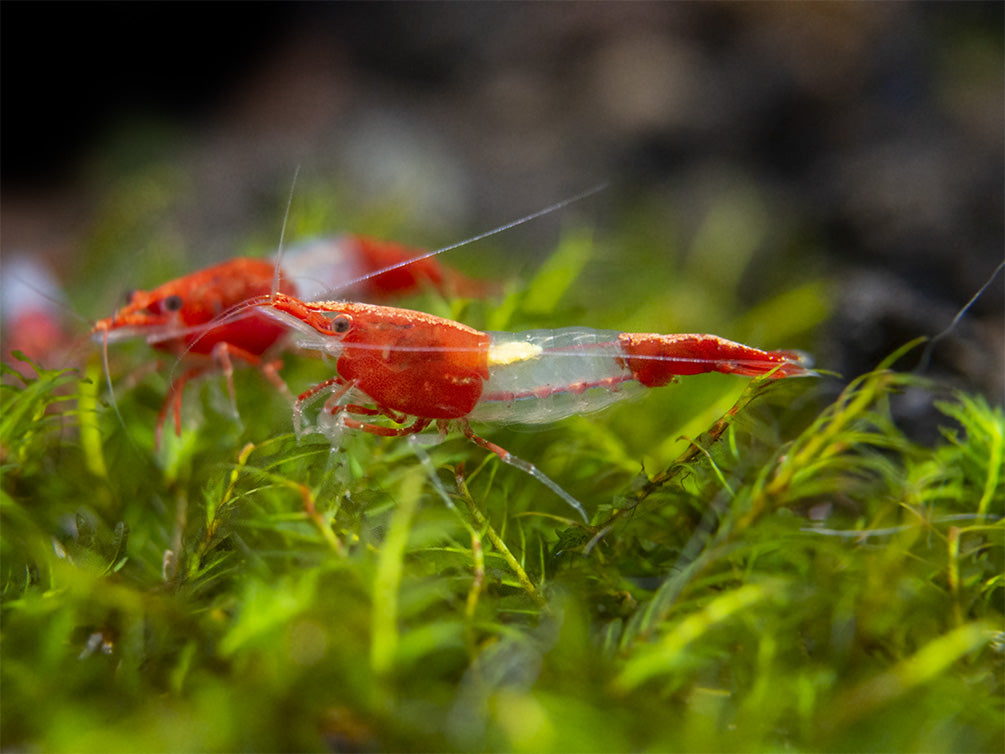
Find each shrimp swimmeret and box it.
[250,293,815,522]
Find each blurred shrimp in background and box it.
[0,255,79,377]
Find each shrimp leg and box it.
[457,419,588,522]
[156,342,290,448]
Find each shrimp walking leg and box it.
[156,342,291,448]
[336,413,433,438]
[296,377,414,439]
[210,341,292,408]
[293,377,351,438]
[157,365,209,448]
[458,420,589,523]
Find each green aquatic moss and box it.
[2,185,1002,753]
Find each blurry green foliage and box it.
[1,173,1001,753]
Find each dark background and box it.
[3,2,1003,401]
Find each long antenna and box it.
[320,182,609,298]
[271,164,302,297]
[916,259,1004,373]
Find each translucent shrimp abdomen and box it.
[471,328,644,424]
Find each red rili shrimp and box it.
[250,293,815,521]
[90,236,491,446]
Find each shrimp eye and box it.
[162,294,184,312]
[330,314,352,334]
[123,289,137,305]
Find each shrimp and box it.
[90,236,491,446]
[251,293,815,521]
[1,256,78,377]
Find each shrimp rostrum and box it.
[251,293,814,521]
